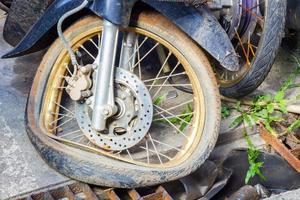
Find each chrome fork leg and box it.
[92,19,119,131]
[119,32,137,70]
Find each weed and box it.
[229,59,300,184]
[221,104,231,119]
[244,130,266,184]
[153,94,193,131]
[169,104,193,131]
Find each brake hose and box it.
[57,0,89,69]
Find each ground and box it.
[0,10,68,199]
[0,9,299,199]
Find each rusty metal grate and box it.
[13,181,173,200]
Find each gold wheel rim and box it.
[40,20,206,168]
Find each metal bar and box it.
[92,19,119,131]
[119,32,137,70]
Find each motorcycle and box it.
[0,0,286,187]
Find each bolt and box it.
[120,93,127,100]
[92,64,98,69]
[86,99,92,105]
[103,109,110,115]
[80,66,87,74]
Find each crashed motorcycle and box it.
[1,0,286,187]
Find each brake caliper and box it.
[65,64,93,101]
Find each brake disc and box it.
[75,68,153,151]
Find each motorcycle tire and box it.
[218,0,286,98]
[26,12,221,188]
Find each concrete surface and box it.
[0,11,68,200]
[0,8,300,200]
[265,188,300,200]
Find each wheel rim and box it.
[39,20,206,168]
[216,0,267,87]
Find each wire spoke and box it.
[143,72,186,83]
[152,61,181,99]
[235,29,251,66]
[52,101,75,116]
[148,133,163,164]
[146,84,192,87]
[126,149,134,160]
[131,42,160,70]
[157,113,188,139]
[49,114,73,126]
[125,36,148,67]
[64,63,73,76]
[154,100,193,117]
[153,112,194,122]
[240,4,264,22]
[50,112,74,118]
[50,117,75,132]
[140,146,172,160]
[152,138,183,152]
[89,39,99,50]
[148,51,172,92]
[136,39,142,80]
[80,45,96,60]
[77,136,86,143]
[154,105,192,125]
[145,140,150,164]
[69,134,84,141]
[59,129,81,138]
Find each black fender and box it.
[2,0,239,71]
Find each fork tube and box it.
[92,19,119,131]
[119,32,137,70]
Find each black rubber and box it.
[26,12,221,188]
[220,0,287,98]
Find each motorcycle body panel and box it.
[2,0,239,71]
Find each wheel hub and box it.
[75,68,153,151]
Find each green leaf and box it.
[296,94,300,100]
[244,132,266,184]
[245,169,254,184]
[230,115,243,129]
[221,105,231,119]
[287,119,300,133]
[268,115,283,123]
[274,90,285,102]
[168,104,194,132]
[263,121,276,135]
[255,109,268,119]
[153,94,167,106]
[250,113,260,123]
[235,101,242,112]
[278,100,288,113]
[260,94,272,103]
[267,103,274,114]
[243,114,254,129]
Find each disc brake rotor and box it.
[75,68,153,151]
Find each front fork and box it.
[92,20,119,131]
[92,20,137,131]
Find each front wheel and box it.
[26,12,220,187]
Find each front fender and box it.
[143,1,239,71]
[2,0,239,71]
